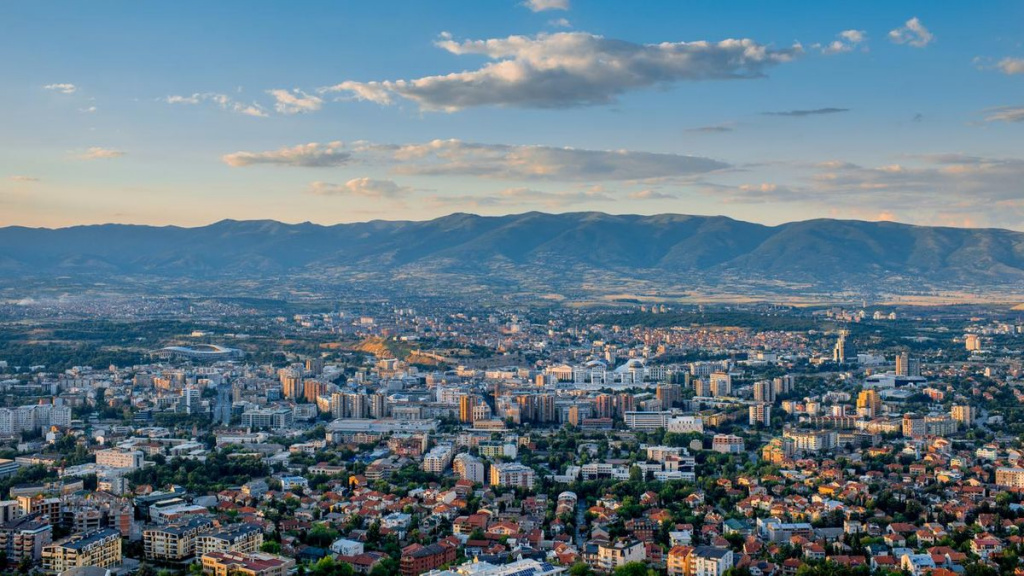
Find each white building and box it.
[95,449,144,470]
[693,546,734,576]
[423,444,454,474]
[489,462,535,489]
[624,411,670,431]
[452,453,485,484]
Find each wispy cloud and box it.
[983,106,1024,123]
[77,147,125,160]
[547,18,572,28]
[628,189,676,200]
[309,178,413,199]
[223,142,350,167]
[686,124,734,133]
[524,0,569,12]
[8,175,40,182]
[223,139,729,181]
[702,154,1024,228]
[165,93,268,117]
[320,31,803,111]
[763,107,849,117]
[267,89,323,114]
[889,17,934,48]
[428,187,615,209]
[44,83,77,94]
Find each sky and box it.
[2,1,1024,229]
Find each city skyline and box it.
[2,1,1024,228]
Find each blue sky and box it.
[2,1,1023,228]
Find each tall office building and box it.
[965,334,982,352]
[895,351,920,377]
[279,369,302,400]
[709,372,731,397]
[369,392,388,419]
[772,375,795,397]
[615,394,635,416]
[305,357,325,376]
[833,331,856,364]
[537,394,557,423]
[749,404,771,427]
[594,394,614,418]
[856,389,882,417]
[951,404,975,426]
[656,384,682,410]
[303,381,328,404]
[458,395,476,423]
[753,381,774,404]
[182,387,201,414]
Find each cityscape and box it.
[3,3,1024,576]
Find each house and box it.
[901,553,937,576]
[692,546,734,576]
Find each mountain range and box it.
[3,212,1024,298]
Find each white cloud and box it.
[267,89,323,114]
[223,139,729,181]
[78,147,125,160]
[628,189,676,200]
[222,142,351,167]
[983,106,1024,123]
[321,31,803,111]
[9,175,39,182]
[321,81,393,105]
[702,154,1024,227]
[889,17,934,48]
[524,0,569,12]
[165,93,268,117]
[998,58,1024,75]
[820,29,866,55]
[44,83,77,94]
[548,18,572,29]
[309,178,413,199]
[80,106,97,113]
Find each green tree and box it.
[613,562,655,576]
[569,563,594,576]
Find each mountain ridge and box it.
[3,212,1024,295]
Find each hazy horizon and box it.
[1,209,1020,233]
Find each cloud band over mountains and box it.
[223,139,730,181]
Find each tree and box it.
[569,563,594,576]
[261,541,282,554]
[369,557,399,576]
[614,562,655,576]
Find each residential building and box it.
[95,448,144,469]
[711,434,744,454]
[144,517,215,561]
[489,462,535,489]
[595,539,645,572]
[452,453,485,484]
[196,524,263,555]
[42,528,122,573]
[201,551,295,576]
[399,538,458,576]
[692,546,734,576]
[422,444,454,474]
[0,513,52,564]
